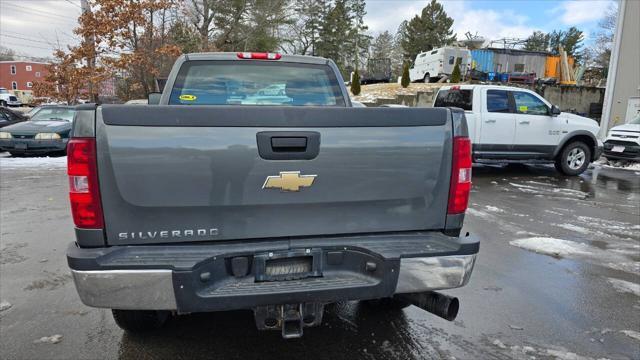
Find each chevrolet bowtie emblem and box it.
[262,171,317,192]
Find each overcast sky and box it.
[0,0,615,59]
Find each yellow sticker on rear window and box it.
[519,105,528,113]
[179,94,197,101]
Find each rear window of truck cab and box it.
[169,61,346,106]
[434,88,473,111]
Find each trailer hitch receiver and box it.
[254,303,324,339]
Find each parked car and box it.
[0,87,22,107]
[434,85,602,175]
[0,107,27,128]
[66,52,478,339]
[25,106,42,118]
[409,46,471,83]
[603,114,640,161]
[0,106,76,156]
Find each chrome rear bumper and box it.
[394,254,477,293]
[71,254,477,310]
[71,270,177,310]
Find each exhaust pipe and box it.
[398,291,459,321]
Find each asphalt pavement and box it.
[1,158,639,360]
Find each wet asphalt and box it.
[0,159,639,360]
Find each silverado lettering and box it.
[118,228,219,240]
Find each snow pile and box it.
[0,156,66,169]
[510,237,593,258]
[607,278,640,297]
[621,330,640,341]
[351,82,446,103]
[595,158,640,172]
[33,334,63,344]
[0,301,12,312]
[484,205,505,213]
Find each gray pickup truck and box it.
[66,52,478,338]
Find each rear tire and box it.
[112,309,170,333]
[555,141,591,176]
[0,100,6,107]
[423,73,430,83]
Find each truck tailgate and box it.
[96,105,453,245]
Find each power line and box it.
[0,41,57,51]
[1,34,57,46]
[0,30,78,51]
[1,4,79,24]
[64,0,82,9]
[3,2,79,19]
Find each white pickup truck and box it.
[434,85,602,175]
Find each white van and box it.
[434,85,603,175]
[409,47,470,83]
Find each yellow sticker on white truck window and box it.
[519,105,528,113]
[179,94,197,101]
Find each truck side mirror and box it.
[148,92,161,105]
[550,105,561,116]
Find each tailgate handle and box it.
[257,131,320,160]
[271,137,307,152]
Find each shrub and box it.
[350,69,361,95]
[401,63,410,88]
[450,57,462,83]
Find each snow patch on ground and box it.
[545,349,592,360]
[607,278,640,297]
[620,330,640,341]
[466,208,490,218]
[0,301,12,312]
[491,339,507,349]
[595,158,640,171]
[509,182,589,200]
[484,205,504,213]
[554,223,591,234]
[0,156,66,169]
[351,82,446,103]
[33,334,63,344]
[510,237,593,258]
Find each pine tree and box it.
[351,69,361,95]
[450,57,461,83]
[398,0,456,62]
[401,62,410,88]
[370,31,394,59]
[316,0,352,72]
[285,0,330,55]
[524,31,550,52]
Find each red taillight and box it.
[67,138,103,228]
[236,52,281,60]
[448,136,472,214]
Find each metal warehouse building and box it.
[470,48,574,79]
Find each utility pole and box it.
[80,0,98,103]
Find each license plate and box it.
[611,146,625,153]
[15,143,27,150]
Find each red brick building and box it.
[0,61,49,92]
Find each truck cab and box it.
[0,88,22,107]
[434,85,602,175]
